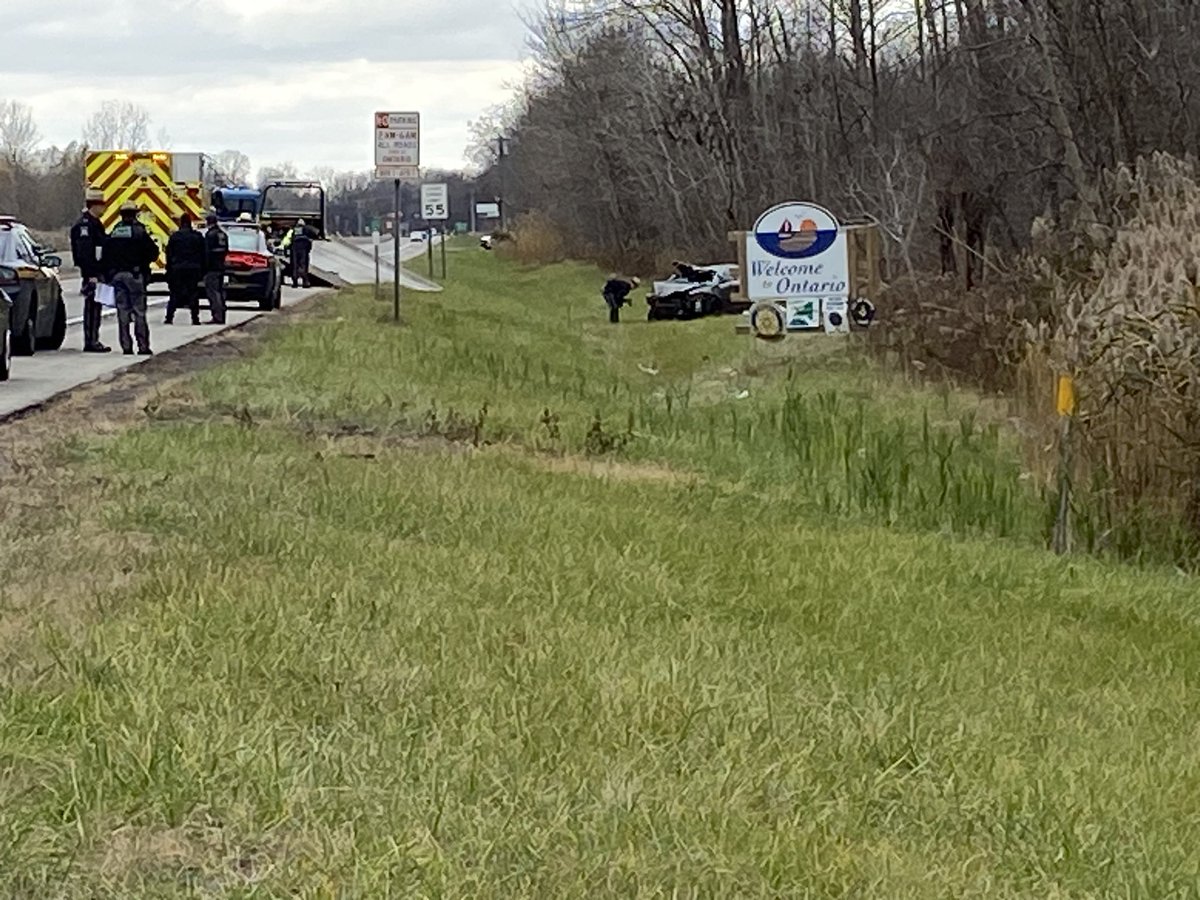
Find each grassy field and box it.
[2,247,1199,896]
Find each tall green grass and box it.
[197,253,1044,546]
[2,249,1199,894]
[5,422,1200,896]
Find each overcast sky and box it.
[4,0,531,176]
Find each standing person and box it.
[601,274,639,324]
[288,219,313,288]
[68,188,112,353]
[164,214,206,325]
[100,202,158,356]
[203,212,229,324]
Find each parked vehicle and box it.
[212,186,263,222]
[0,220,67,354]
[259,180,327,241]
[645,262,743,321]
[84,150,212,284]
[222,224,283,311]
[0,288,12,381]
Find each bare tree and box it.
[213,150,252,185]
[82,100,152,150]
[0,100,41,167]
[311,166,336,189]
[256,162,299,186]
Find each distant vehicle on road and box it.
[410,230,428,242]
[221,224,283,311]
[0,219,67,354]
[0,289,11,381]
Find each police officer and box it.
[203,212,228,324]
[601,274,639,324]
[164,213,206,325]
[100,202,159,355]
[288,219,314,288]
[68,188,112,353]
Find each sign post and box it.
[394,180,401,320]
[374,111,420,321]
[421,182,449,280]
[1052,374,1077,555]
[426,224,435,279]
[372,229,380,300]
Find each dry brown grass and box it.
[871,151,1200,563]
[1025,152,1200,557]
[495,210,568,265]
[513,448,699,484]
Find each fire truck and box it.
[84,150,216,283]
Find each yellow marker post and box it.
[1052,373,1076,554]
[1056,374,1076,417]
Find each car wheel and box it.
[38,300,67,351]
[0,327,10,381]
[257,289,273,311]
[12,300,36,357]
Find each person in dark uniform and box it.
[68,188,112,353]
[602,274,639,324]
[100,201,158,355]
[165,214,206,325]
[203,213,228,324]
[672,260,715,282]
[288,219,314,288]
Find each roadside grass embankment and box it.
[203,248,1046,542]
[2,248,1199,895]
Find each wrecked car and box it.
[645,261,746,321]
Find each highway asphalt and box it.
[1,237,441,421]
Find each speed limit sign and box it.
[421,183,449,220]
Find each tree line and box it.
[0,97,479,238]
[479,0,1200,275]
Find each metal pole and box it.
[427,226,434,279]
[440,228,447,279]
[393,178,401,321]
[373,229,380,300]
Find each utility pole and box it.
[497,135,508,231]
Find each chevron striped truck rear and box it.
[84,151,214,283]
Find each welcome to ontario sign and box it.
[745,202,850,302]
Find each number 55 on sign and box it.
[421,183,449,220]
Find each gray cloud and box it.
[2,0,530,171]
